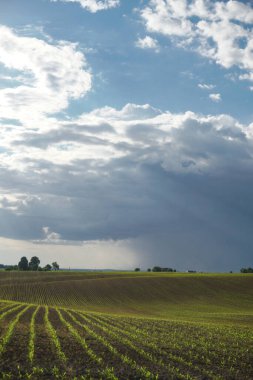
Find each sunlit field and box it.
[0,271,253,379]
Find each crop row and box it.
[95,313,253,378]
[0,302,252,379]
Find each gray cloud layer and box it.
[1,103,253,270]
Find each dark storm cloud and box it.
[1,106,253,270]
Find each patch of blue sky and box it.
[0,0,252,123]
[66,41,253,123]
[0,118,22,126]
[0,146,10,154]
[0,66,34,88]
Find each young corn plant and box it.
[0,304,23,323]
[56,308,118,380]
[67,310,158,380]
[82,312,196,380]
[72,311,164,380]
[28,306,40,363]
[0,303,17,314]
[0,305,30,355]
[94,313,218,379]
[44,306,67,363]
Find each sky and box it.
[0,0,253,271]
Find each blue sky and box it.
[0,0,253,271]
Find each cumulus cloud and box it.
[0,25,91,124]
[51,0,119,12]
[209,93,222,102]
[32,226,84,245]
[42,226,61,242]
[135,36,160,52]
[140,0,253,82]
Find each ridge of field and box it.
[0,272,253,325]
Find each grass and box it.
[0,271,252,379]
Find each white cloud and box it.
[135,36,160,52]
[0,103,248,181]
[140,0,253,82]
[89,103,162,120]
[198,83,215,90]
[141,0,193,37]
[0,25,92,124]
[209,93,222,102]
[42,226,61,242]
[51,0,119,12]
[33,228,81,245]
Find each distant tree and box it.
[18,256,29,271]
[134,268,140,272]
[29,256,40,271]
[152,266,176,272]
[147,268,151,272]
[240,267,253,273]
[52,262,60,271]
[161,267,176,272]
[152,266,162,272]
[44,264,52,271]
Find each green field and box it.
[0,271,252,379]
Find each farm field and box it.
[0,272,253,379]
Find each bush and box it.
[5,265,18,271]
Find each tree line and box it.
[240,267,253,273]
[135,266,177,272]
[3,256,60,271]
